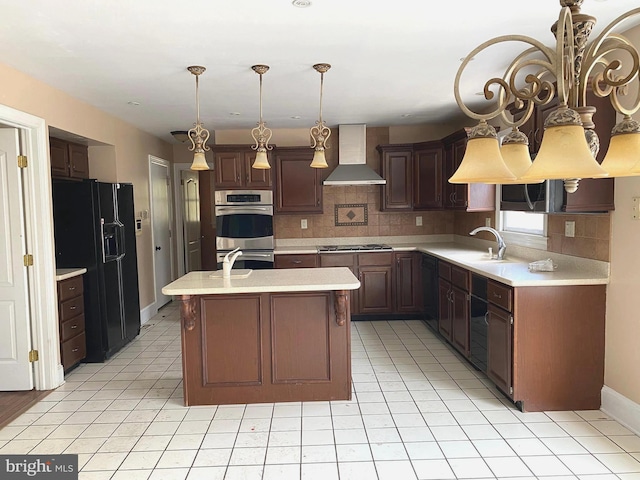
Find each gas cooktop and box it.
[317,244,393,253]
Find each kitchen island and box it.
[162,267,360,406]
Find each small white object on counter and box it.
[163,267,360,295]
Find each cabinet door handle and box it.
[72,347,79,352]
[292,260,302,265]
[70,305,77,310]
[69,286,76,291]
[317,198,320,206]
[484,312,489,326]
[246,174,249,183]
[493,292,502,299]
[71,324,78,329]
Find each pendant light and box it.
[250,64,273,169]
[448,121,517,184]
[499,128,542,184]
[310,63,331,168]
[186,66,211,171]
[600,116,640,176]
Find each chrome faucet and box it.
[469,226,507,260]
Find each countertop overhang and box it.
[55,268,87,281]
[162,267,360,295]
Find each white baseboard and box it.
[601,385,640,435]
[140,302,158,326]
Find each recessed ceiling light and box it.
[292,0,311,7]
[229,112,241,116]
[290,115,302,119]
[127,101,141,106]
[401,114,413,118]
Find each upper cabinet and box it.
[413,141,444,210]
[442,129,496,212]
[50,138,90,180]
[378,145,413,211]
[213,146,272,190]
[274,147,323,214]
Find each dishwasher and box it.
[421,254,439,333]
[469,274,488,372]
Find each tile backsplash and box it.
[547,213,610,262]
[274,185,454,239]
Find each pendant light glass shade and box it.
[601,116,640,176]
[310,148,328,168]
[499,129,542,184]
[448,121,517,184]
[190,151,210,170]
[252,149,271,169]
[520,106,607,183]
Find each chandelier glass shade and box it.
[186,66,211,171]
[251,64,273,169]
[310,63,331,168]
[451,0,640,192]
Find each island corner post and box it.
[165,268,359,407]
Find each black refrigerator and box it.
[52,179,141,362]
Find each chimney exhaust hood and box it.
[323,124,386,185]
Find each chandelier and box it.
[450,0,640,193]
[186,66,211,171]
[310,63,332,168]
[250,64,273,169]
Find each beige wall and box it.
[0,62,174,310]
[604,24,640,404]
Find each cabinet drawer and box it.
[319,253,356,268]
[439,261,452,281]
[451,265,469,291]
[275,254,318,268]
[59,296,84,321]
[358,252,393,266]
[57,276,83,302]
[60,314,85,343]
[488,280,513,312]
[61,332,86,370]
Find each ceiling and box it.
[2,0,640,143]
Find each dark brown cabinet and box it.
[378,145,413,211]
[438,261,470,357]
[413,142,444,210]
[274,147,323,214]
[394,252,422,313]
[57,274,86,371]
[358,253,394,315]
[320,253,358,314]
[442,129,495,212]
[487,302,513,397]
[213,146,272,189]
[50,138,89,180]
[275,254,319,268]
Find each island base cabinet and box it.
[180,291,352,406]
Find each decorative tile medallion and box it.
[335,203,368,226]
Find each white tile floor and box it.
[2,302,640,479]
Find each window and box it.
[501,211,545,236]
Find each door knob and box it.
[155,246,162,251]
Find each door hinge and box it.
[24,254,34,266]
[17,155,28,168]
[28,350,39,362]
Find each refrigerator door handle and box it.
[115,220,126,260]
[100,218,107,263]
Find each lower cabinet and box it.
[274,254,318,268]
[438,261,470,357]
[395,252,423,313]
[487,303,513,397]
[57,275,87,371]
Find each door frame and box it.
[0,104,63,390]
[172,162,192,277]
[148,155,175,313]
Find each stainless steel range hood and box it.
[323,124,386,185]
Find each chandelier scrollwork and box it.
[451,0,640,192]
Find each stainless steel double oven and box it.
[215,190,274,269]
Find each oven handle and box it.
[216,206,273,213]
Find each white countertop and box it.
[55,268,87,281]
[274,237,609,287]
[162,267,360,295]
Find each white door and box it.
[150,158,172,308]
[0,128,33,390]
[182,170,201,272]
